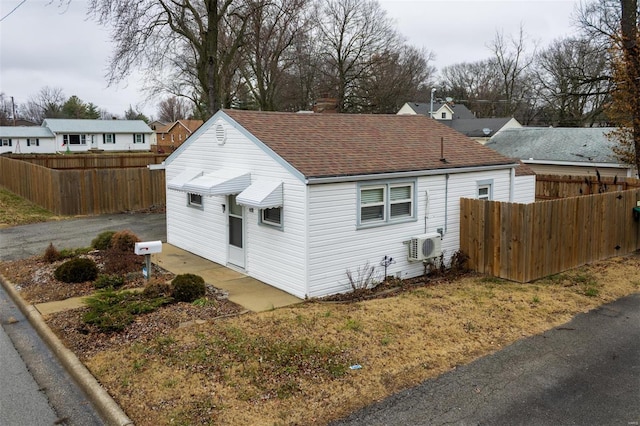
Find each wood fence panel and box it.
[460,189,640,282]
[5,154,168,169]
[1,156,166,215]
[536,174,640,199]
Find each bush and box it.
[103,249,142,275]
[94,274,125,290]
[110,230,141,253]
[83,289,170,332]
[54,257,99,283]
[142,280,172,299]
[91,231,116,250]
[171,274,206,303]
[43,243,60,263]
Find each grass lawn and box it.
[0,188,62,227]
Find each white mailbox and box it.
[134,241,163,255]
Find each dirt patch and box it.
[1,252,639,425]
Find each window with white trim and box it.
[103,133,115,144]
[1,138,12,147]
[133,134,144,144]
[63,134,86,145]
[477,180,493,200]
[187,193,203,208]
[261,207,282,227]
[359,181,415,226]
[441,112,447,119]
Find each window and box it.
[477,180,493,200]
[1,138,12,147]
[103,133,115,144]
[62,134,86,145]
[441,112,447,119]
[187,193,203,208]
[27,138,39,147]
[133,134,144,144]
[179,134,183,141]
[161,134,165,140]
[359,181,415,226]
[261,207,282,227]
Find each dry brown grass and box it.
[82,254,640,426]
[0,188,63,227]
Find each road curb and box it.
[0,273,133,426]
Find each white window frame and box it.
[26,138,39,147]
[104,133,116,144]
[134,134,144,144]
[260,207,283,229]
[358,180,416,228]
[477,179,493,200]
[63,134,86,145]
[187,193,203,209]
[1,138,12,146]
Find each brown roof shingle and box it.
[223,110,515,179]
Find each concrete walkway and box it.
[35,243,302,315]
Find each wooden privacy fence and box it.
[4,153,168,169]
[0,156,165,215]
[460,189,640,282]
[536,174,640,200]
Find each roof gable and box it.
[216,110,514,179]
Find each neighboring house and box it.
[0,126,56,154]
[2,119,154,154]
[156,119,204,153]
[485,127,637,178]
[397,101,522,143]
[165,110,535,299]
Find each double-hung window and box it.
[359,181,415,226]
[27,138,39,147]
[477,180,493,200]
[133,134,144,144]
[104,133,116,144]
[1,138,11,147]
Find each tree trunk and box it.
[621,0,640,177]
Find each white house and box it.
[165,110,535,299]
[0,126,56,154]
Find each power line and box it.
[0,0,28,23]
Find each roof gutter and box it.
[522,159,628,168]
[305,163,518,185]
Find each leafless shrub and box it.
[346,261,377,292]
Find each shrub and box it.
[91,231,116,250]
[103,249,142,275]
[83,289,170,332]
[171,274,206,303]
[142,280,172,299]
[94,274,125,290]
[54,257,99,283]
[110,230,141,253]
[43,243,61,263]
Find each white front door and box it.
[227,194,245,268]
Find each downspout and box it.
[510,166,515,202]
[444,173,449,234]
[424,190,429,234]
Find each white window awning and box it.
[182,169,251,196]
[236,180,283,209]
[167,169,203,192]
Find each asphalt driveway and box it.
[331,293,640,426]
[0,213,166,261]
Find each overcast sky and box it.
[0,0,581,119]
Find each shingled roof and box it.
[223,110,515,179]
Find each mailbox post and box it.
[134,241,163,281]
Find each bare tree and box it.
[21,87,66,123]
[157,96,192,122]
[315,0,401,112]
[439,60,502,116]
[535,37,612,126]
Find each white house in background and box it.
[164,110,535,299]
[486,127,637,178]
[398,101,476,120]
[0,126,56,154]
[43,119,152,153]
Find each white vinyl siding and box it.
[187,193,203,208]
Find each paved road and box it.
[332,293,640,426]
[0,284,104,425]
[0,213,166,261]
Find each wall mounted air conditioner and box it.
[408,233,442,261]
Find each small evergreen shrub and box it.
[83,289,169,332]
[94,274,125,290]
[43,243,61,263]
[110,230,141,253]
[54,257,99,283]
[91,231,116,250]
[171,274,206,303]
[142,281,172,299]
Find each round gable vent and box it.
[215,123,227,145]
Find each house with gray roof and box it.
[0,126,55,154]
[165,109,535,299]
[485,127,636,178]
[1,119,153,154]
[397,101,522,143]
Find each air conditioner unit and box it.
[408,233,442,261]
